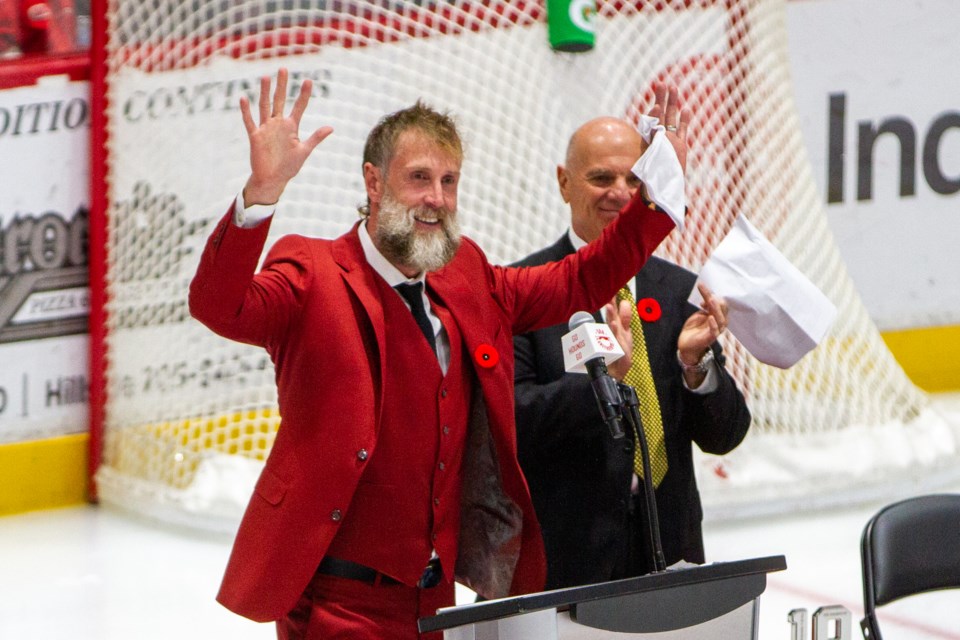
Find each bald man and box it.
[512,114,751,589]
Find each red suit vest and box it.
[325,279,470,586]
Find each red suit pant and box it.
[277,572,456,640]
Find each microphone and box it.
[562,311,626,439]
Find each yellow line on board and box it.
[881,324,960,392]
[0,433,89,516]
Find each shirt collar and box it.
[358,220,426,287]
[567,227,588,251]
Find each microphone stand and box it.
[617,382,667,573]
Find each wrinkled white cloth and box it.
[690,214,837,369]
[631,114,686,231]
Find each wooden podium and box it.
[419,556,786,639]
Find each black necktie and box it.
[394,282,437,355]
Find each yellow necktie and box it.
[617,287,668,487]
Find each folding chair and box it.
[860,493,960,639]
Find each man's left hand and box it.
[678,283,728,366]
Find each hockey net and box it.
[91,0,960,533]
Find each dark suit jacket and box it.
[188,196,675,620]
[513,235,751,589]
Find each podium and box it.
[419,556,786,639]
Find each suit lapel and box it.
[427,265,500,351]
[333,225,385,337]
[634,257,668,294]
[332,226,388,425]
[550,235,576,262]
[634,258,671,371]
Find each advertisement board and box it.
[0,76,89,443]
[787,0,960,332]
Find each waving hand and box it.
[240,68,334,206]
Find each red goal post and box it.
[88,0,959,532]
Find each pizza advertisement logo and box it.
[0,205,89,343]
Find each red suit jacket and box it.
[188,195,674,622]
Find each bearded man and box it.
[189,69,684,640]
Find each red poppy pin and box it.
[637,297,662,322]
[474,344,499,368]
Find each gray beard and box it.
[374,194,461,273]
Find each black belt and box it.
[317,557,442,589]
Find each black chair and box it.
[860,493,960,639]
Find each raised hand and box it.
[677,283,728,367]
[240,68,334,206]
[603,297,634,382]
[647,82,691,175]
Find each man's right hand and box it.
[240,67,334,207]
[603,297,634,382]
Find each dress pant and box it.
[276,571,455,640]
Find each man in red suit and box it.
[189,68,684,639]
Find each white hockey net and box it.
[93,0,960,532]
